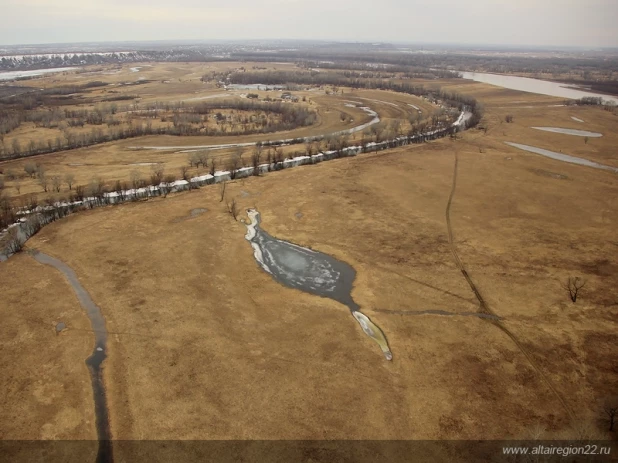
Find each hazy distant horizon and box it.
[1,0,617,49]
[1,38,618,52]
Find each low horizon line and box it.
[1,38,616,52]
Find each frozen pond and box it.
[244,209,392,360]
[505,142,618,173]
[531,127,602,137]
[0,67,77,81]
[460,71,618,105]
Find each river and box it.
[0,67,77,81]
[460,71,618,105]
[31,250,113,462]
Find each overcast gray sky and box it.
[1,0,617,47]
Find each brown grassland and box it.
[0,63,438,202]
[0,63,617,461]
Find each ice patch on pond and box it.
[505,142,618,172]
[243,209,392,360]
[531,127,602,137]
[0,67,77,81]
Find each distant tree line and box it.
[0,98,318,160]
[225,70,484,127]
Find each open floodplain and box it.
[0,61,617,461]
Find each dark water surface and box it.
[244,209,392,360]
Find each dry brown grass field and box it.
[1,64,617,461]
[0,63,440,203]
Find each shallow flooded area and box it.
[0,67,77,81]
[243,209,392,360]
[531,127,602,137]
[460,71,618,105]
[505,142,618,173]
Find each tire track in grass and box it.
[445,150,576,423]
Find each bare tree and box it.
[64,173,75,190]
[251,144,262,176]
[150,166,164,187]
[389,119,402,135]
[14,178,21,194]
[74,185,85,201]
[562,276,586,303]
[197,151,208,169]
[51,175,61,193]
[114,180,125,202]
[233,147,244,167]
[161,174,176,198]
[188,152,200,168]
[90,177,106,200]
[219,181,226,202]
[12,139,20,156]
[5,228,23,254]
[130,170,142,190]
[180,165,190,181]
[24,163,36,178]
[603,398,618,432]
[38,173,49,192]
[274,147,284,165]
[22,215,42,238]
[209,158,217,176]
[227,156,240,180]
[226,197,239,221]
[584,136,589,145]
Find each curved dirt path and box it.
[445,151,576,423]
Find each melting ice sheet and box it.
[244,209,392,360]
